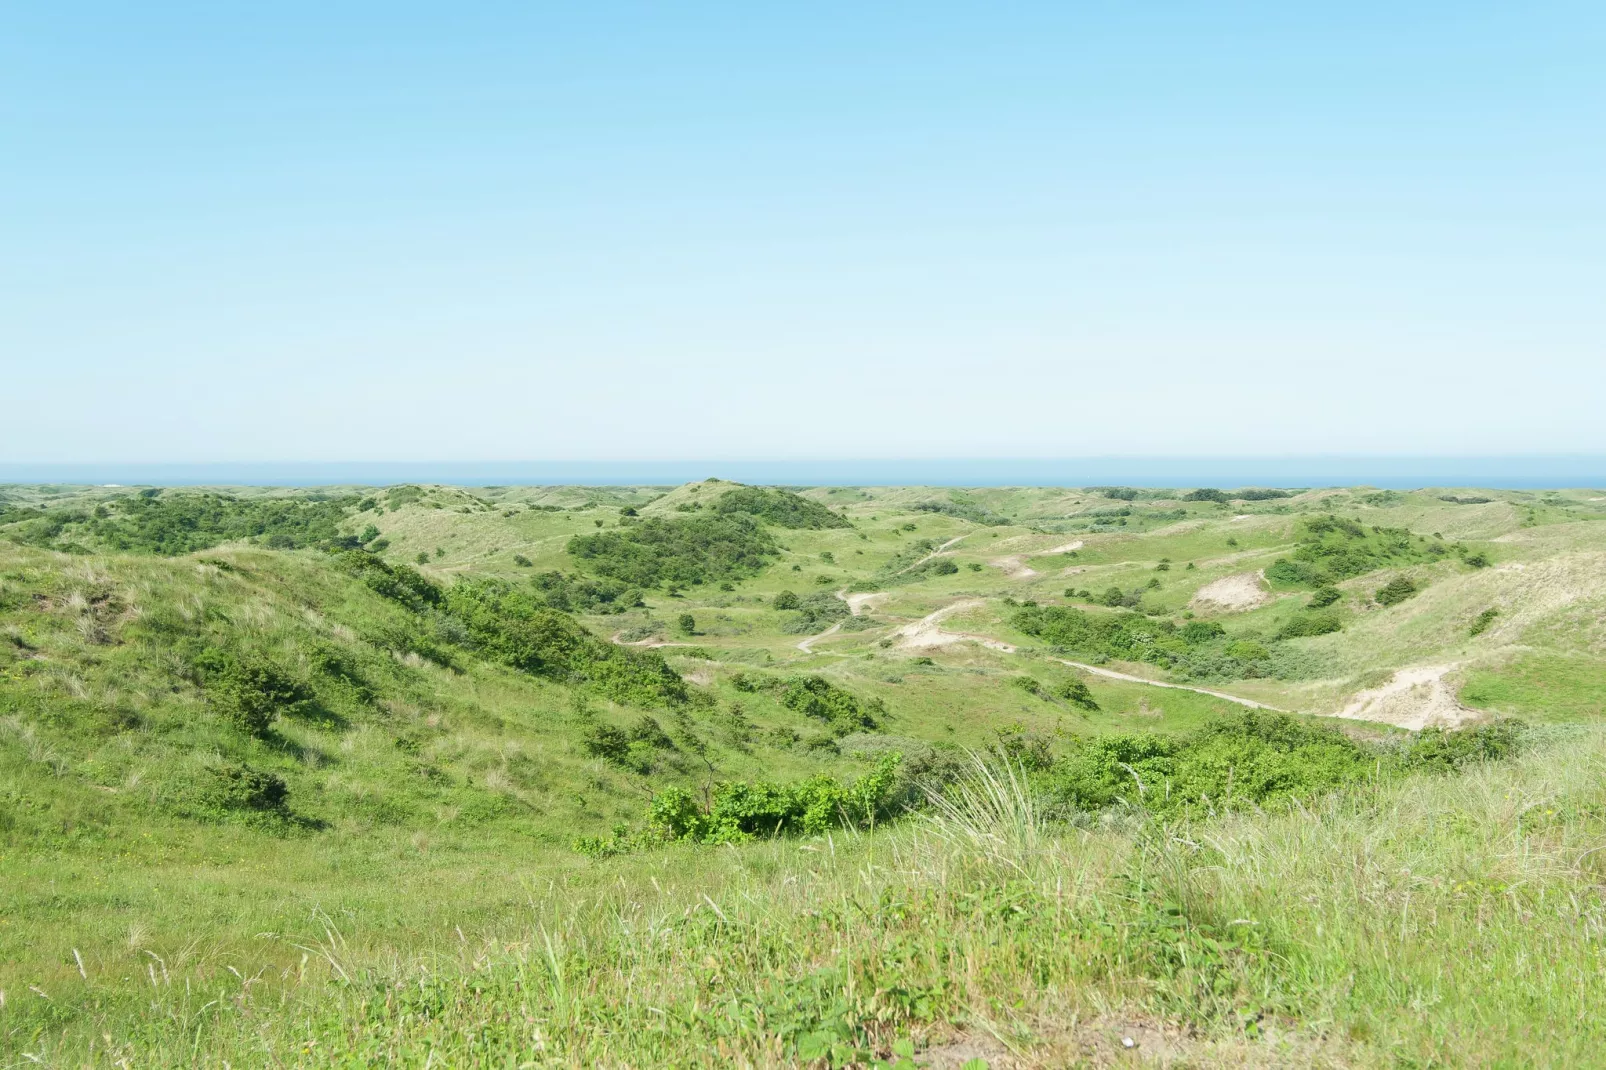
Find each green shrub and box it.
[1308,586,1342,608]
[1054,677,1100,710]
[712,486,851,529]
[442,580,690,708]
[530,571,641,614]
[772,590,801,610]
[577,755,903,854]
[1277,611,1343,639]
[6,492,358,555]
[1376,576,1418,607]
[1470,607,1499,636]
[1265,514,1435,588]
[193,648,310,738]
[1179,621,1224,643]
[567,514,778,588]
[677,613,696,635]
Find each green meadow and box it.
[2,480,1605,1066]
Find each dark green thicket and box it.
[442,580,690,708]
[567,514,778,588]
[1375,576,1419,607]
[191,647,313,738]
[1013,603,1314,682]
[713,486,851,529]
[779,591,850,634]
[731,672,884,734]
[575,755,903,855]
[333,550,691,707]
[1265,514,1437,588]
[1,492,357,555]
[531,570,642,614]
[911,497,1009,526]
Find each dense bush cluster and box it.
[731,671,884,733]
[191,647,313,738]
[530,570,643,614]
[1265,514,1437,588]
[1013,603,1306,681]
[911,497,1009,526]
[1030,713,1523,819]
[567,514,778,588]
[442,580,691,707]
[713,486,851,529]
[574,755,902,854]
[779,591,851,634]
[1,492,358,555]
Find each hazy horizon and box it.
[4,454,1604,489]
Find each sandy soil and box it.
[1334,665,1478,730]
[1045,540,1084,554]
[990,555,1040,579]
[1189,570,1272,612]
[893,600,1017,652]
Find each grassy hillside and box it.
[2,479,1604,1065]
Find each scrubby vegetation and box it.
[2,478,1601,1066]
[1264,514,1437,587]
[0,490,355,555]
[1012,603,1304,680]
[568,513,778,588]
[713,485,852,529]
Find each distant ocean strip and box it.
[3,457,1604,489]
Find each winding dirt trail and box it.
[796,621,842,653]
[892,600,1018,652]
[1048,658,1284,711]
[898,534,969,574]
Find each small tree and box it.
[772,590,800,610]
[677,613,696,635]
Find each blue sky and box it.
[3,3,1603,463]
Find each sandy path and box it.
[1048,658,1285,711]
[893,600,1018,652]
[1334,665,1477,730]
[1190,570,1271,612]
[898,534,969,574]
[796,621,843,653]
[609,632,696,649]
[842,590,887,615]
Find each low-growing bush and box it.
[1375,576,1418,607]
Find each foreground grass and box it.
[5,728,1604,1067]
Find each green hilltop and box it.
[2,479,1605,1064]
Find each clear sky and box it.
[3,3,1603,464]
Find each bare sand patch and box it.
[1189,570,1271,612]
[1334,665,1477,730]
[990,555,1039,579]
[1045,540,1084,554]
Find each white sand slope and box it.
[1190,570,1272,612]
[1334,665,1477,730]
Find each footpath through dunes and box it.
[891,599,1017,652]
